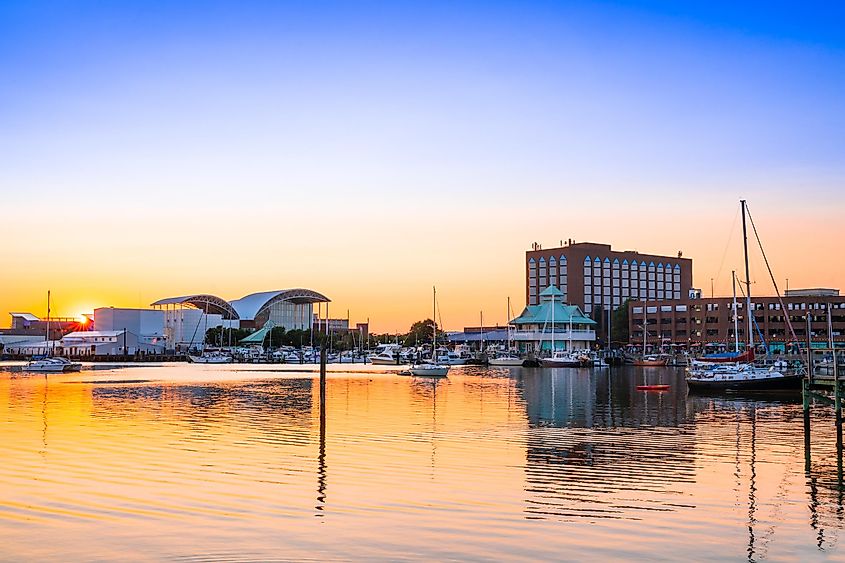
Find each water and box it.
[0,362,843,561]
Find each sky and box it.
[1,1,843,332]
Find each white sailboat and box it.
[490,297,523,366]
[25,291,82,373]
[409,287,450,377]
[188,300,232,364]
[541,288,585,367]
[686,200,801,391]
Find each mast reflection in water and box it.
[0,362,842,560]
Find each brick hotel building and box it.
[525,242,693,314]
[627,289,845,350]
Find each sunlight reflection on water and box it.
[0,362,842,560]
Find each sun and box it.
[77,313,91,325]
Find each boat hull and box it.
[541,359,584,368]
[408,365,450,377]
[489,358,524,367]
[188,355,233,364]
[632,360,669,367]
[369,357,401,365]
[686,374,803,391]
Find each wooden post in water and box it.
[320,346,327,418]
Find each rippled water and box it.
[0,362,843,561]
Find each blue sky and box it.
[1,1,843,327]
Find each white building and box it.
[162,308,223,351]
[94,307,165,343]
[9,330,165,356]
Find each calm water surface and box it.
[0,362,843,561]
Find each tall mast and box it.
[432,286,437,356]
[741,199,753,350]
[551,289,555,353]
[732,271,740,352]
[507,297,512,351]
[643,298,647,353]
[480,310,484,353]
[46,290,51,357]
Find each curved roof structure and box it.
[229,289,330,321]
[150,294,240,320]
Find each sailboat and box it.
[408,287,450,377]
[490,297,523,366]
[631,299,669,367]
[25,291,82,373]
[694,271,755,365]
[187,300,233,364]
[540,287,587,367]
[686,200,802,391]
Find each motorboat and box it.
[284,352,301,363]
[188,351,233,364]
[24,356,82,373]
[489,352,524,366]
[686,362,802,391]
[439,351,466,366]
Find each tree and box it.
[611,299,631,345]
[403,319,446,346]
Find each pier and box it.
[803,348,845,478]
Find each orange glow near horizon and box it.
[1,197,843,332]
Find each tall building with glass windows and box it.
[525,241,693,314]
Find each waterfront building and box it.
[446,326,509,350]
[510,286,597,352]
[229,289,327,330]
[93,307,165,348]
[627,288,845,352]
[4,329,165,356]
[525,241,693,314]
[151,289,330,349]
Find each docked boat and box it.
[438,351,467,366]
[408,287,450,377]
[25,356,82,373]
[686,362,802,391]
[489,353,523,366]
[686,200,806,393]
[23,291,82,373]
[490,297,523,366]
[188,351,232,364]
[541,350,588,368]
[631,355,669,367]
[369,349,401,365]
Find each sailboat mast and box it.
[741,200,753,350]
[46,290,51,357]
[507,297,512,350]
[432,286,436,354]
[643,298,647,354]
[732,271,740,352]
[551,290,555,352]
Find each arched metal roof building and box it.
[150,294,240,320]
[229,289,330,321]
[151,289,330,330]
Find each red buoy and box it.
[636,384,670,391]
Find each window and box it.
[647,306,657,314]
[633,306,644,314]
[661,305,672,312]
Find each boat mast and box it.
[551,289,555,353]
[432,286,437,360]
[732,271,740,352]
[480,310,484,354]
[643,298,647,354]
[507,297,512,351]
[46,290,51,357]
[741,200,753,352]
